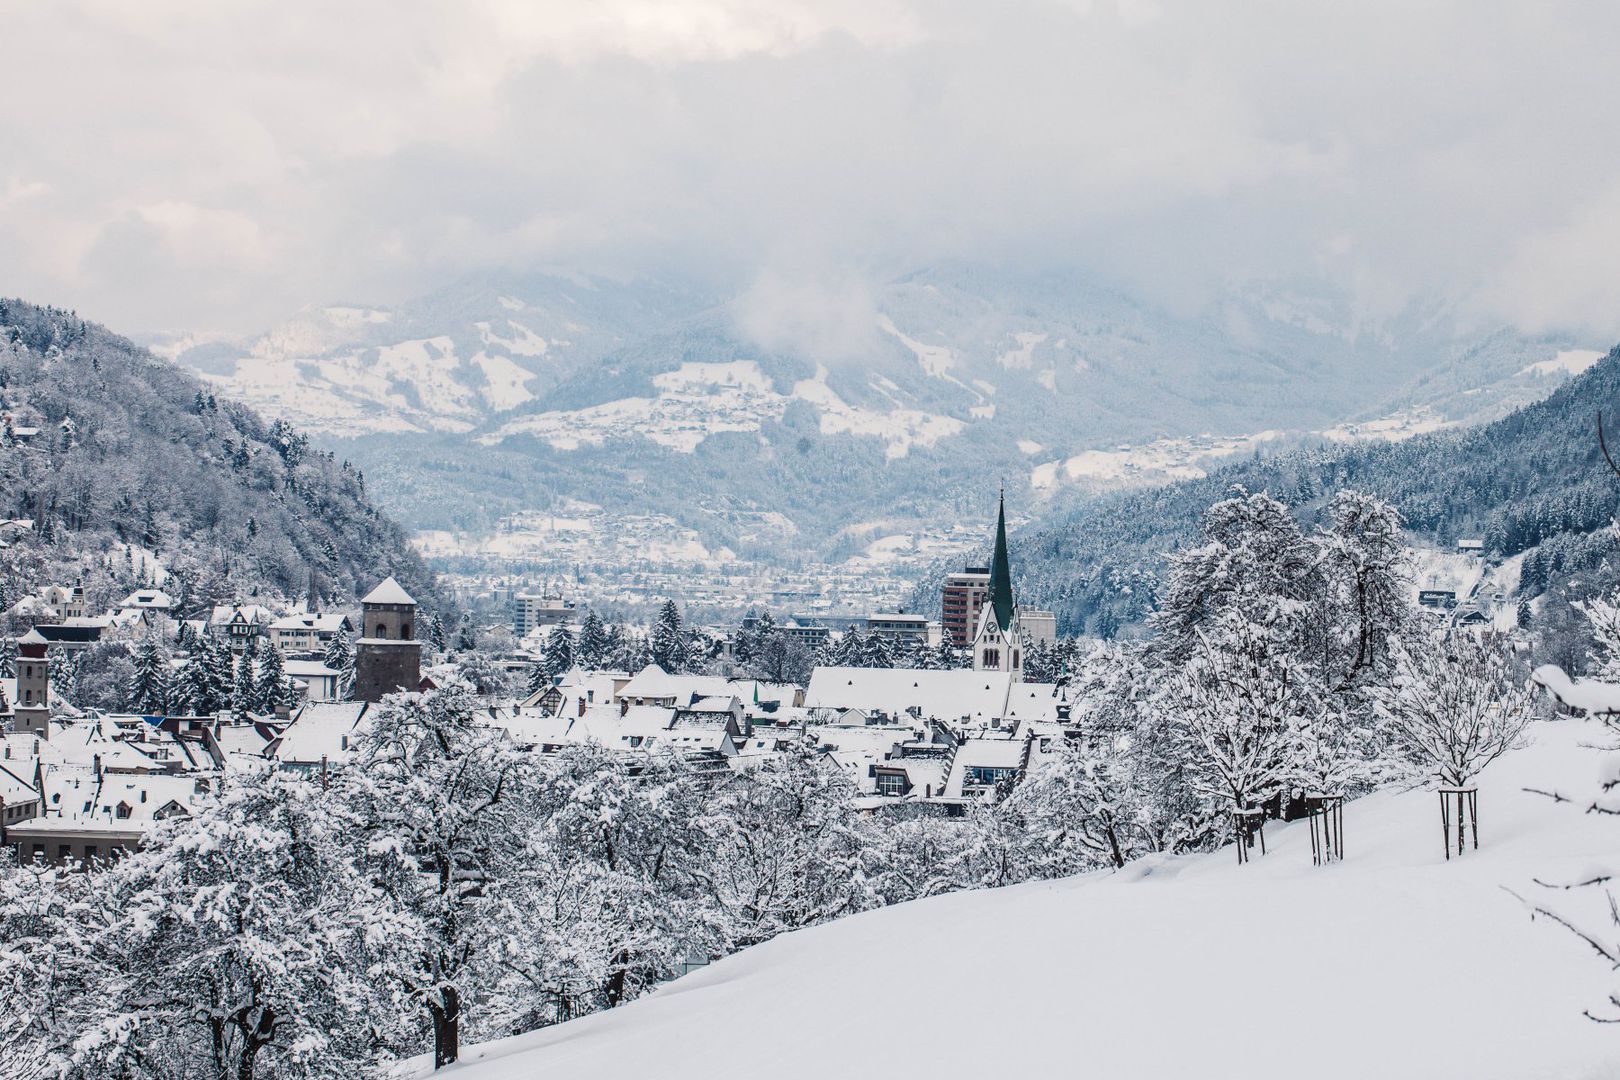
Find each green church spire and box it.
[989,491,1015,633]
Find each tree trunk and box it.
[1104,823,1126,869]
[432,988,461,1069]
[605,947,631,1007]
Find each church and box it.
[972,494,1024,680]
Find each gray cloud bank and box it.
[3,0,1619,340]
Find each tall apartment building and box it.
[512,593,576,637]
[941,566,990,648]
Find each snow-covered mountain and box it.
[421,719,1618,1080]
[154,268,1598,560]
[148,274,712,436]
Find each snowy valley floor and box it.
[432,720,1620,1080]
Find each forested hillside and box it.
[0,299,440,614]
[1011,345,1620,639]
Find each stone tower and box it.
[13,629,51,738]
[353,576,422,703]
[971,494,1023,681]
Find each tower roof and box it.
[362,576,416,606]
[988,493,1015,633]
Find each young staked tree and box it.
[1160,614,1302,825]
[1376,634,1533,789]
[339,684,538,1070]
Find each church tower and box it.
[971,494,1022,681]
[353,576,422,703]
[13,629,51,738]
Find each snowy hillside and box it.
[430,720,1618,1080]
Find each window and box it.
[84,845,97,861]
[375,623,387,638]
[58,845,72,862]
[402,622,412,639]
[876,773,908,797]
[115,803,132,820]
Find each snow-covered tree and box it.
[322,631,354,699]
[234,646,259,720]
[255,641,291,712]
[1004,734,1142,872]
[706,745,871,949]
[1317,490,1413,690]
[544,625,575,679]
[1376,635,1532,788]
[1527,596,1620,1021]
[75,770,397,1079]
[125,636,170,715]
[576,610,609,670]
[1160,614,1300,828]
[649,600,687,674]
[338,685,538,1069]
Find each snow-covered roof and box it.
[942,737,1030,799]
[271,701,371,765]
[29,768,200,831]
[0,763,38,803]
[362,576,416,606]
[270,612,351,633]
[805,667,1024,724]
[117,589,174,610]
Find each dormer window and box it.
[116,802,132,820]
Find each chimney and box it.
[620,699,629,717]
[577,696,587,718]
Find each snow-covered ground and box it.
[428,720,1619,1080]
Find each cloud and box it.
[730,265,884,366]
[2,1,1619,339]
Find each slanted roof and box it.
[805,666,1017,723]
[362,576,416,606]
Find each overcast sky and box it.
[4,0,1620,338]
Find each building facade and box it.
[353,577,422,703]
[942,567,991,648]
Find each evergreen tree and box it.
[577,609,610,670]
[544,625,576,679]
[233,648,258,720]
[205,634,235,710]
[255,642,289,712]
[0,636,15,679]
[323,631,355,698]
[650,600,686,673]
[126,637,170,716]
